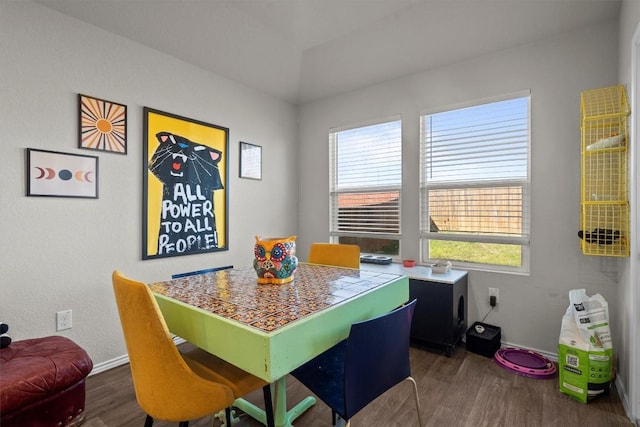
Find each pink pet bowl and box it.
[494,347,556,379]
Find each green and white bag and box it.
[558,289,613,403]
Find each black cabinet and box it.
[409,273,468,357]
[359,263,468,357]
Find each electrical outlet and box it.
[56,310,72,331]
[489,288,499,306]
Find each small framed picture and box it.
[239,141,262,180]
[78,94,127,154]
[26,148,98,198]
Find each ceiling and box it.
[34,0,621,104]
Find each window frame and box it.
[329,116,403,257]
[419,91,531,274]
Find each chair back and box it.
[308,243,360,268]
[343,300,417,418]
[111,271,234,421]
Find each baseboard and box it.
[614,375,639,426]
[88,336,186,376]
[500,339,558,362]
[89,353,129,376]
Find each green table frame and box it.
[152,264,409,427]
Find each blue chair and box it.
[171,265,233,279]
[291,300,423,426]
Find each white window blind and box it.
[420,95,530,251]
[330,119,401,239]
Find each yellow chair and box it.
[112,271,274,427]
[308,243,360,268]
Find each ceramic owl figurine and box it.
[253,235,298,284]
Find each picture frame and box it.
[239,141,262,180]
[142,107,229,260]
[26,148,98,198]
[78,94,127,154]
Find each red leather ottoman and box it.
[0,335,93,427]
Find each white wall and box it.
[617,1,640,423]
[0,1,298,367]
[298,21,620,356]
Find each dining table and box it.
[149,263,409,427]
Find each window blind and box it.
[420,96,529,244]
[330,119,401,237]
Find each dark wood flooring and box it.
[82,343,633,427]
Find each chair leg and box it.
[178,422,189,427]
[406,376,424,427]
[144,415,154,427]
[263,384,275,427]
[225,407,232,427]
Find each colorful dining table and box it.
[149,263,409,427]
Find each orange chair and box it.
[307,243,360,268]
[112,271,274,427]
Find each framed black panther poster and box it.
[142,107,229,260]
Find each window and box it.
[329,118,402,256]
[420,94,530,272]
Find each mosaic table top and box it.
[150,263,404,333]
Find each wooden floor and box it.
[82,343,633,427]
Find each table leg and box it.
[215,408,239,427]
[335,415,348,427]
[233,377,316,427]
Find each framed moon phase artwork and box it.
[26,148,99,198]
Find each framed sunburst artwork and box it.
[78,94,127,154]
